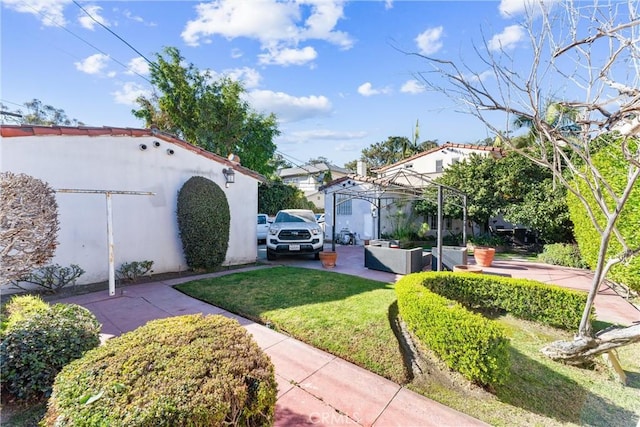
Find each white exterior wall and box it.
[380,146,493,180]
[1,134,258,285]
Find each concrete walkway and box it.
[57,270,486,427]
[54,244,640,426]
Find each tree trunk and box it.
[541,324,640,365]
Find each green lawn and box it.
[176,266,640,427]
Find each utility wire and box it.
[72,0,156,70]
[21,1,152,84]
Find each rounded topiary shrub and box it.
[0,301,101,401]
[44,314,277,427]
[177,176,230,270]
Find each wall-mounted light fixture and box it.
[153,141,161,147]
[166,149,175,155]
[222,168,235,188]
[139,144,148,151]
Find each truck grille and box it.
[278,229,311,240]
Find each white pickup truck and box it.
[266,209,324,260]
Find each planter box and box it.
[364,246,425,275]
[431,246,468,271]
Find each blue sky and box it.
[2,0,547,167]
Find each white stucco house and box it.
[0,125,265,287]
[321,143,504,243]
[277,162,350,209]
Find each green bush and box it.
[538,243,588,269]
[567,138,640,292]
[420,272,589,330]
[396,274,510,386]
[177,176,230,270]
[1,294,50,334]
[468,233,506,247]
[0,301,100,401]
[44,314,276,427]
[117,260,154,283]
[11,264,85,293]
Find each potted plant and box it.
[468,234,506,267]
[318,251,337,268]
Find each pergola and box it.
[322,167,467,271]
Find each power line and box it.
[20,1,152,84]
[72,1,156,70]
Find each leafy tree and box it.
[415,1,640,360]
[346,137,439,172]
[258,181,315,216]
[133,47,280,176]
[416,154,504,232]
[1,99,83,126]
[416,153,574,243]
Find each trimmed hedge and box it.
[177,176,230,270]
[0,298,101,401]
[566,139,640,292]
[396,273,510,386]
[419,272,589,330]
[44,314,277,427]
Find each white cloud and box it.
[123,9,155,26]
[498,0,555,18]
[288,129,368,141]
[401,79,425,94]
[465,70,494,83]
[74,53,110,75]
[415,26,444,55]
[181,0,353,65]
[78,5,109,30]
[488,25,524,51]
[258,46,318,66]
[246,90,332,123]
[217,67,262,89]
[112,82,150,105]
[231,48,243,59]
[3,0,71,26]
[126,57,150,76]
[357,82,391,97]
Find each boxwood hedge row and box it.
[395,272,592,386]
[43,314,277,427]
[396,273,510,386]
[419,272,590,330]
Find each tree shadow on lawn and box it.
[496,347,638,426]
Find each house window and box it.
[337,194,352,215]
[452,157,460,165]
[435,159,443,172]
[430,215,437,230]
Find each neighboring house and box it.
[277,162,350,209]
[0,125,265,286]
[322,143,505,242]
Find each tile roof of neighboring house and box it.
[373,142,505,173]
[278,162,350,178]
[0,125,266,182]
